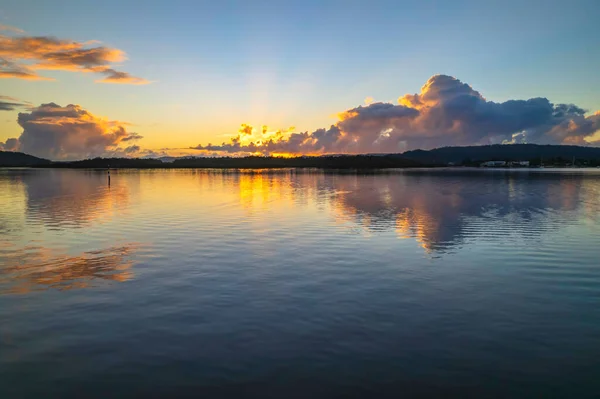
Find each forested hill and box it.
[0,151,52,167]
[4,144,600,168]
[48,155,424,169]
[401,144,600,165]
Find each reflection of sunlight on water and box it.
[0,243,141,294]
[235,171,296,214]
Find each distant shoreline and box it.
[4,167,600,174]
[3,144,600,169]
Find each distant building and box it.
[480,160,530,167]
[481,161,506,167]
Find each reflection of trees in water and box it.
[21,169,129,228]
[322,172,600,252]
[0,243,140,294]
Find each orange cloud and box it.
[0,24,24,34]
[0,70,53,80]
[95,69,150,85]
[0,58,54,81]
[0,28,148,84]
[33,48,126,71]
[2,102,145,160]
[0,35,81,59]
[239,123,253,135]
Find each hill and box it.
[46,155,424,169]
[401,144,600,165]
[51,157,164,168]
[6,144,600,169]
[170,155,423,168]
[0,151,52,167]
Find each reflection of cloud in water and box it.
[325,172,600,252]
[21,169,129,228]
[0,172,26,234]
[0,243,140,294]
[221,170,600,252]
[220,170,600,253]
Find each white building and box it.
[481,161,506,167]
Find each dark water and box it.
[2,168,600,398]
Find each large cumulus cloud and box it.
[0,103,145,160]
[0,27,149,84]
[191,75,600,155]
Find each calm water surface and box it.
[2,168,600,398]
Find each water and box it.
[2,168,600,398]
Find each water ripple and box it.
[2,168,600,397]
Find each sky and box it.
[1,0,599,160]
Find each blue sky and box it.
[1,0,599,156]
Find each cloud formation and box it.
[0,28,149,84]
[0,103,144,159]
[0,58,51,80]
[0,137,19,151]
[0,95,31,111]
[191,75,600,155]
[95,69,150,85]
[0,24,24,34]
